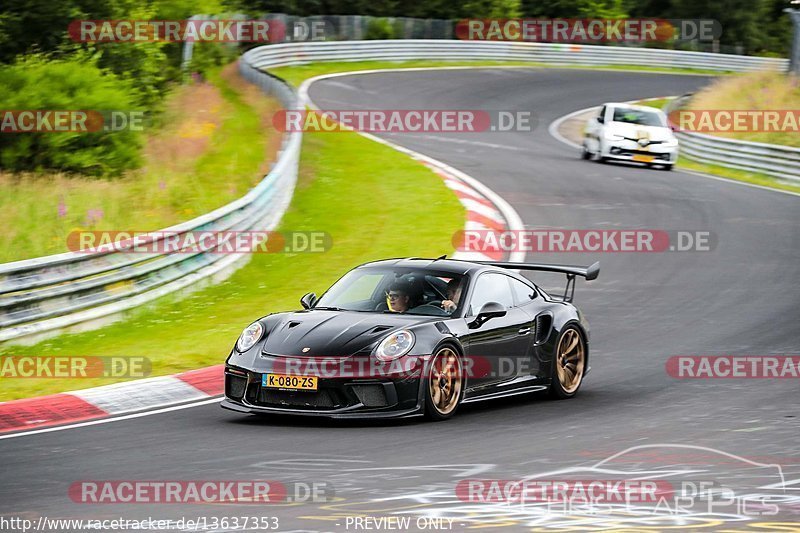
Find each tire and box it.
[549,325,586,400]
[662,164,674,171]
[581,145,592,160]
[595,142,608,163]
[424,345,464,421]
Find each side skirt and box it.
[462,384,548,404]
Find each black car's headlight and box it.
[236,322,264,352]
[375,330,415,362]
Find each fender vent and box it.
[534,314,553,345]
[287,321,301,328]
[369,325,392,334]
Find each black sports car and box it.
[221,257,599,420]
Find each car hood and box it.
[261,310,434,357]
[609,122,673,142]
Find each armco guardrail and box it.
[0,61,301,344]
[0,40,787,344]
[665,95,800,182]
[240,39,786,72]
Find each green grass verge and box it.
[632,98,673,109]
[0,111,464,401]
[676,157,800,194]
[270,60,726,87]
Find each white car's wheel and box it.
[595,141,608,163]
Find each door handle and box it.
[518,327,531,335]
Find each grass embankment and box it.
[0,62,465,401]
[0,63,281,263]
[687,71,800,147]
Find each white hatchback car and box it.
[583,103,678,170]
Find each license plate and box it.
[633,154,655,163]
[262,373,318,391]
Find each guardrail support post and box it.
[787,9,800,75]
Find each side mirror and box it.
[300,292,317,309]
[597,116,604,124]
[468,302,507,328]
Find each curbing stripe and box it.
[467,211,507,232]
[461,199,505,224]
[69,376,209,416]
[0,394,107,433]
[176,364,225,396]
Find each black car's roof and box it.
[356,257,500,276]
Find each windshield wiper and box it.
[313,306,343,311]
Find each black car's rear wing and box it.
[476,261,600,302]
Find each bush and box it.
[187,42,239,80]
[96,41,174,111]
[365,18,395,40]
[91,4,176,111]
[0,55,143,176]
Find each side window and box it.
[510,277,537,306]
[468,273,514,315]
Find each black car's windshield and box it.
[315,267,466,317]
[612,107,665,127]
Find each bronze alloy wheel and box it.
[426,346,463,419]
[555,327,585,395]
